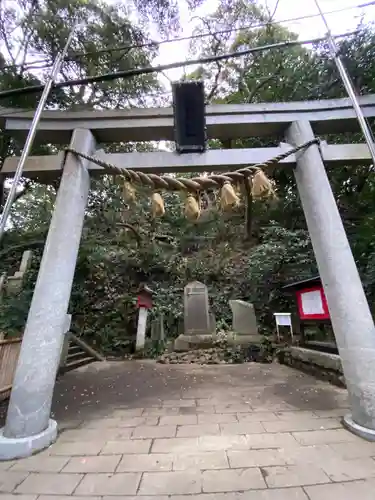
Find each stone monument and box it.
[184,281,210,334]
[229,300,262,345]
[174,281,216,351]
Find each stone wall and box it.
[278,346,345,388]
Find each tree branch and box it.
[0,13,16,64]
[0,239,45,257]
[117,222,141,246]
[247,71,280,103]
[193,15,224,103]
[206,60,222,102]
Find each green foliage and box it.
[0,257,41,338]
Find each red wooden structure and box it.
[283,276,334,348]
[137,284,154,310]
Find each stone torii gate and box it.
[1,94,375,458]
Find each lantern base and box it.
[342,414,375,442]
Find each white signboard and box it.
[273,312,293,342]
[301,290,324,315]
[274,313,292,326]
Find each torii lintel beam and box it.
[1,142,372,178]
[2,94,375,144]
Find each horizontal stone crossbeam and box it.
[1,142,372,178]
[1,94,375,144]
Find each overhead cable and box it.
[0,31,359,100]
[0,0,373,72]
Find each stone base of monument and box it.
[174,334,215,352]
[227,333,263,346]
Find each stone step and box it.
[60,356,96,373]
[68,344,82,353]
[66,350,89,360]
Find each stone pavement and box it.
[1,360,375,499]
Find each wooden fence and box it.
[0,338,21,402]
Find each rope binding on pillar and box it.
[65,138,319,220]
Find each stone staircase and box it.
[59,334,105,374]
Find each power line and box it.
[1,0,373,72]
[0,31,358,101]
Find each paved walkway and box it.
[1,360,375,499]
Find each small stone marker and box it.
[151,315,165,343]
[229,299,261,344]
[6,250,33,294]
[184,281,210,334]
[19,250,33,275]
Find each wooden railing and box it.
[0,338,21,402]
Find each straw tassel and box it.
[220,181,240,211]
[184,194,201,221]
[251,169,276,199]
[151,192,165,218]
[122,180,136,202]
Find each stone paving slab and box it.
[0,472,29,493]
[292,428,359,445]
[329,440,375,459]
[116,453,173,472]
[227,449,288,468]
[0,496,37,500]
[0,462,14,471]
[177,424,220,437]
[304,479,375,499]
[15,473,83,495]
[262,418,340,433]
[0,493,308,500]
[198,413,238,424]
[75,473,141,496]
[320,457,375,481]
[131,425,177,439]
[202,468,266,492]
[102,492,309,500]
[59,428,133,442]
[159,415,197,426]
[220,422,266,435]
[261,465,329,488]
[173,451,228,470]
[2,361,375,499]
[62,456,122,474]
[138,471,201,495]
[37,497,100,500]
[100,439,152,455]
[48,441,106,456]
[10,455,69,472]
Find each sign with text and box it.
[296,286,330,320]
